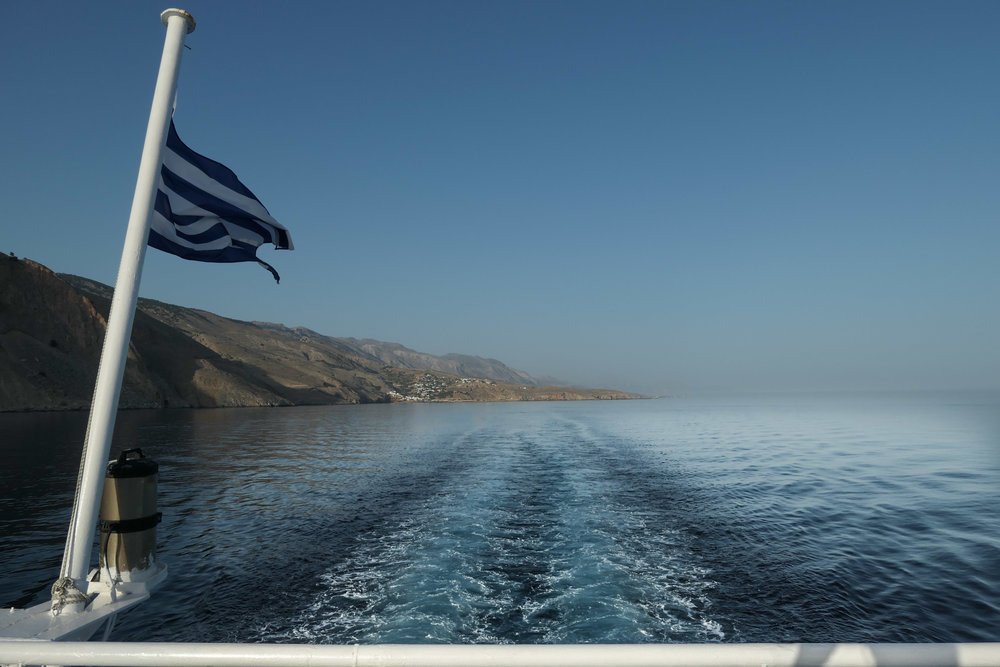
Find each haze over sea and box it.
[1,393,998,644]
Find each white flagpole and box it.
[54,8,196,611]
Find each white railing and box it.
[1,641,999,667]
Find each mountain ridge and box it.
[0,254,640,411]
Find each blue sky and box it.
[2,1,998,395]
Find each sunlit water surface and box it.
[1,393,998,643]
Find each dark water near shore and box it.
[1,393,998,643]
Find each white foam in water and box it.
[258,416,725,644]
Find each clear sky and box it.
[2,1,998,395]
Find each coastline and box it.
[1,255,641,413]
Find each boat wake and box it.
[256,416,725,644]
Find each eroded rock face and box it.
[0,255,108,411]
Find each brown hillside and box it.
[1,256,641,412]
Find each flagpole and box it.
[54,8,196,612]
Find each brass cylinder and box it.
[99,449,160,577]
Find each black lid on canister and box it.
[106,448,158,478]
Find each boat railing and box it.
[1,641,999,667]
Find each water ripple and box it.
[2,395,998,643]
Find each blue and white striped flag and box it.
[150,121,293,282]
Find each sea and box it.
[1,392,998,644]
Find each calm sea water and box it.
[1,393,998,643]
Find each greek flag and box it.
[150,121,293,282]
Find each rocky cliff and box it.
[0,255,159,410]
[0,255,639,411]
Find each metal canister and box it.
[98,448,161,579]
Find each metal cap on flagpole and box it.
[161,8,196,33]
